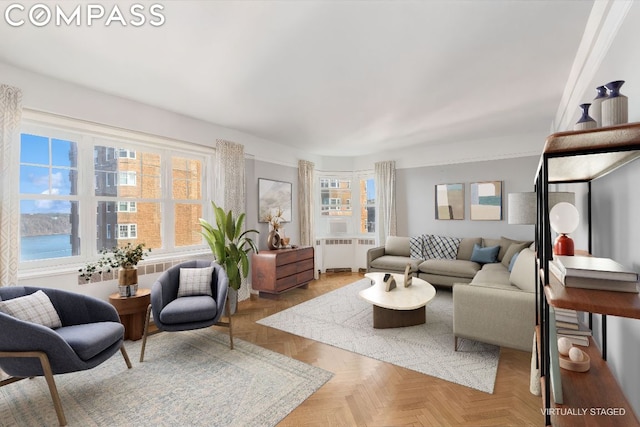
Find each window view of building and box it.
[318,175,375,235]
[19,126,207,265]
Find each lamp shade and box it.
[507,192,576,225]
[549,202,580,234]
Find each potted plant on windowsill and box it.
[199,201,259,313]
[79,242,151,297]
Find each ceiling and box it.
[0,1,599,157]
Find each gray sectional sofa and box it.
[366,235,536,351]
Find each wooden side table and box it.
[109,288,151,341]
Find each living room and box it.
[1,1,640,426]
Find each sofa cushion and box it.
[500,236,533,261]
[409,236,424,259]
[457,237,482,260]
[419,259,480,279]
[470,244,500,264]
[508,251,520,272]
[370,255,421,273]
[472,264,511,286]
[501,242,531,268]
[385,236,411,257]
[424,235,461,260]
[510,248,536,292]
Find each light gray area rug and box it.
[258,279,500,393]
[0,329,333,427]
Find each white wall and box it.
[591,159,640,418]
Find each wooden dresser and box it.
[251,247,315,296]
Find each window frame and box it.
[18,110,214,274]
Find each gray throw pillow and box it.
[0,290,62,328]
[178,266,214,297]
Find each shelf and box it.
[535,327,639,427]
[542,270,640,319]
[536,122,640,183]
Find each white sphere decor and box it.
[549,202,580,234]
[558,337,573,356]
[569,346,585,362]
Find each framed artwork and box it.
[435,183,464,220]
[470,181,502,220]
[258,178,292,223]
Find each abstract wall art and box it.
[470,181,502,220]
[435,183,464,220]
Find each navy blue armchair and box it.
[139,260,232,362]
[0,286,132,426]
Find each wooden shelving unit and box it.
[535,122,640,426]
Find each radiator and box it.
[316,238,376,273]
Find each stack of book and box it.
[554,307,590,347]
[549,255,639,293]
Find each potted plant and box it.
[79,242,151,297]
[199,201,259,312]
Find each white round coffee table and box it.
[360,272,437,329]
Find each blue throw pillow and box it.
[508,251,520,272]
[470,243,500,264]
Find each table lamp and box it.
[549,202,580,256]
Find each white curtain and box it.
[0,84,22,287]
[214,139,249,300]
[298,159,315,245]
[375,160,397,245]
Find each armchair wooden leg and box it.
[0,351,67,426]
[120,345,132,369]
[454,336,458,351]
[38,352,67,426]
[139,304,152,362]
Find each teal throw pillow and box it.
[508,251,520,272]
[470,244,500,264]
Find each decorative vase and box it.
[574,103,596,130]
[591,85,607,127]
[118,266,138,297]
[601,80,628,127]
[267,229,281,250]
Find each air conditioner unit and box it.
[328,219,348,235]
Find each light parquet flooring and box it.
[226,272,543,426]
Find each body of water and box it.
[21,234,73,261]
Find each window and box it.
[317,173,374,236]
[118,201,137,212]
[19,112,211,269]
[118,224,137,239]
[320,178,352,216]
[118,171,136,186]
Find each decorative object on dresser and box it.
[574,103,597,130]
[251,246,314,297]
[549,201,579,256]
[601,80,628,126]
[263,206,287,250]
